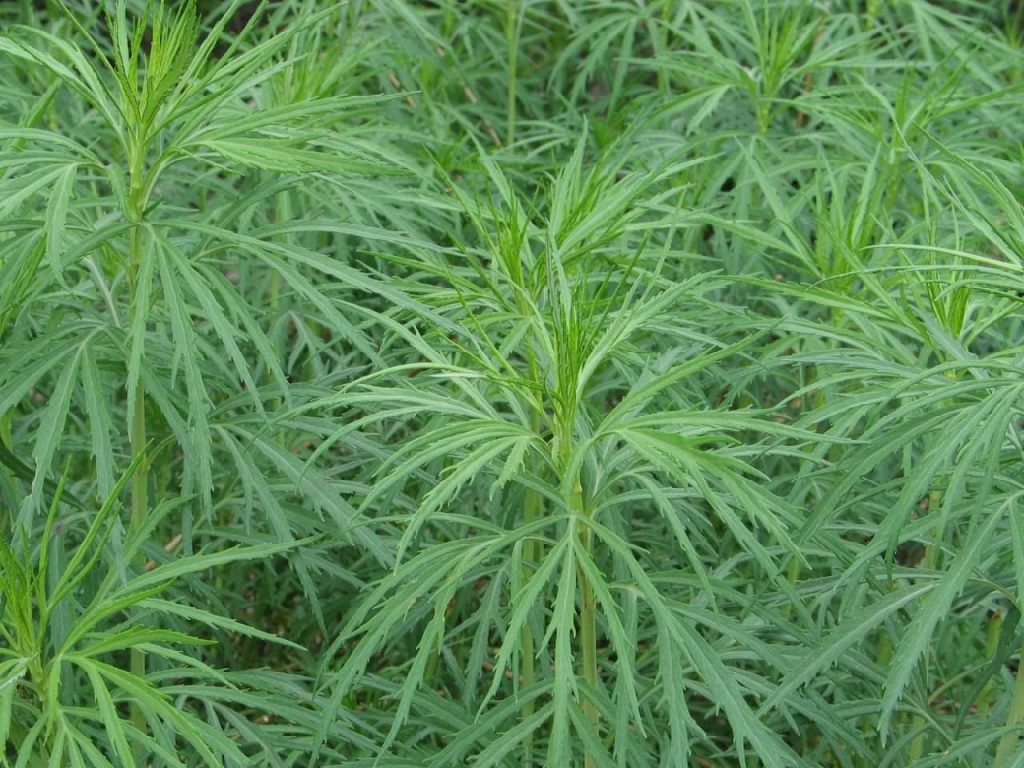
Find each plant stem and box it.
[980,610,1003,718]
[517,242,542,763]
[554,368,600,765]
[782,554,801,621]
[127,143,150,759]
[653,0,672,95]
[908,490,942,761]
[579,527,599,720]
[571,473,599,768]
[129,376,147,709]
[127,143,150,536]
[519,376,542,761]
[860,607,894,768]
[129,385,147,534]
[994,646,1024,767]
[505,0,519,146]
[0,413,12,531]
[520,486,538,763]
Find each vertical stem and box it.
[875,629,893,670]
[129,386,147,751]
[0,413,13,531]
[859,612,893,768]
[579,524,599,722]
[909,490,942,761]
[782,554,801,621]
[570,470,599,768]
[554,373,599,766]
[512,235,543,761]
[127,146,149,759]
[505,0,518,146]
[268,191,287,443]
[980,610,1003,719]
[922,489,941,572]
[995,647,1024,767]
[442,0,455,40]
[654,0,672,95]
[580,583,598,729]
[129,383,148,535]
[520,487,538,763]
[26,656,50,761]
[127,165,149,525]
[127,148,150,538]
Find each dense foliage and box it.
[2,1,1024,766]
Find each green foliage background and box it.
[1,1,1024,766]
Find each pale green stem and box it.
[909,490,942,761]
[25,656,50,760]
[505,0,519,146]
[862,600,893,768]
[129,375,148,535]
[579,525,599,723]
[515,260,544,762]
[980,610,1003,718]
[128,144,150,760]
[0,413,12,531]
[519,338,543,761]
[654,0,672,95]
[520,487,539,763]
[554,381,600,766]
[782,554,801,621]
[129,394,148,753]
[995,646,1024,767]
[268,192,288,445]
[570,470,599,768]
[127,163,149,523]
[875,628,893,669]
